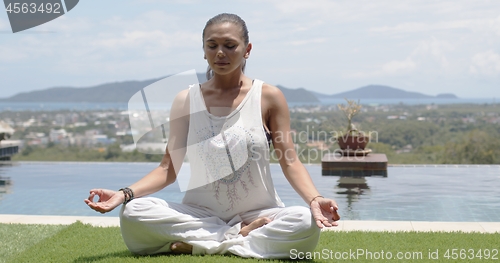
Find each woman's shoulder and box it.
[170,88,191,118]
[173,88,191,103]
[261,81,287,105]
[261,82,279,92]
[175,81,201,99]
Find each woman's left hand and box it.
[310,197,340,228]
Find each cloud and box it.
[0,18,8,30]
[267,0,500,25]
[2,1,500,98]
[91,29,199,59]
[347,37,453,79]
[94,30,170,48]
[371,17,500,37]
[484,15,500,36]
[100,10,193,31]
[346,57,416,79]
[0,9,201,69]
[411,38,453,70]
[268,0,337,15]
[86,10,201,56]
[381,58,417,74]
[469,50,500,76]
[36,15,93,32]
[137,0,200,3]
[370,22,429,34]
[288,38,327,46]
[261,0,369,28]
[0,46,29,62]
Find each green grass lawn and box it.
[1,222,499,262]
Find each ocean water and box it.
[312,97,498,107]
[0,98,498,112]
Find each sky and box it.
[1,0,500,99]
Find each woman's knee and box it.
[272,206,320,238]
[119,199,141,222]
[295,206,321,238]
[120,197,168,222]
[281,206,316,227]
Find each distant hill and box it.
[1,78,162,103]
[0,73,208,103]
[435,93,458,99]
[0,80,455,103]
[276,85,319,103]
[314,85,457,99]
[0,74,319,103]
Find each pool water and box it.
[0,162,499,222]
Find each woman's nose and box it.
[217,49,225,57]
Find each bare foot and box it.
[239,217,271,237]
[170,242,193,254]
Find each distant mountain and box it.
[0,74,320,103]
[0,80,455,104]
[276,85,320,103]
[1,78,162,103]
[314,85,457,99]
[435,93,458,99]
[0,73,206,103]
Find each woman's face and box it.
[203,22,251,76]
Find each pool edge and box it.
[1,214,499,233]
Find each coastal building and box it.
[0,121,19,160]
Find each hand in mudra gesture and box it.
[310,197,340,228]
[84,189,124,214]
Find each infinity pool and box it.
[0,162,499,222]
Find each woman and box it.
[85,13,340,259]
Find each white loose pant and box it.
[119,197,320,259]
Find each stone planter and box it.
[337,134,369,150]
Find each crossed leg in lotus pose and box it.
[170,217,272,254]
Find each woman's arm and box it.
[126,89,190,198]
[85,89,190,213]
[264,84,339,227]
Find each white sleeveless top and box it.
[182,79,284,221]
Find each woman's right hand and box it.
[84,189,124,214]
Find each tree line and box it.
[13,103,500,164]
